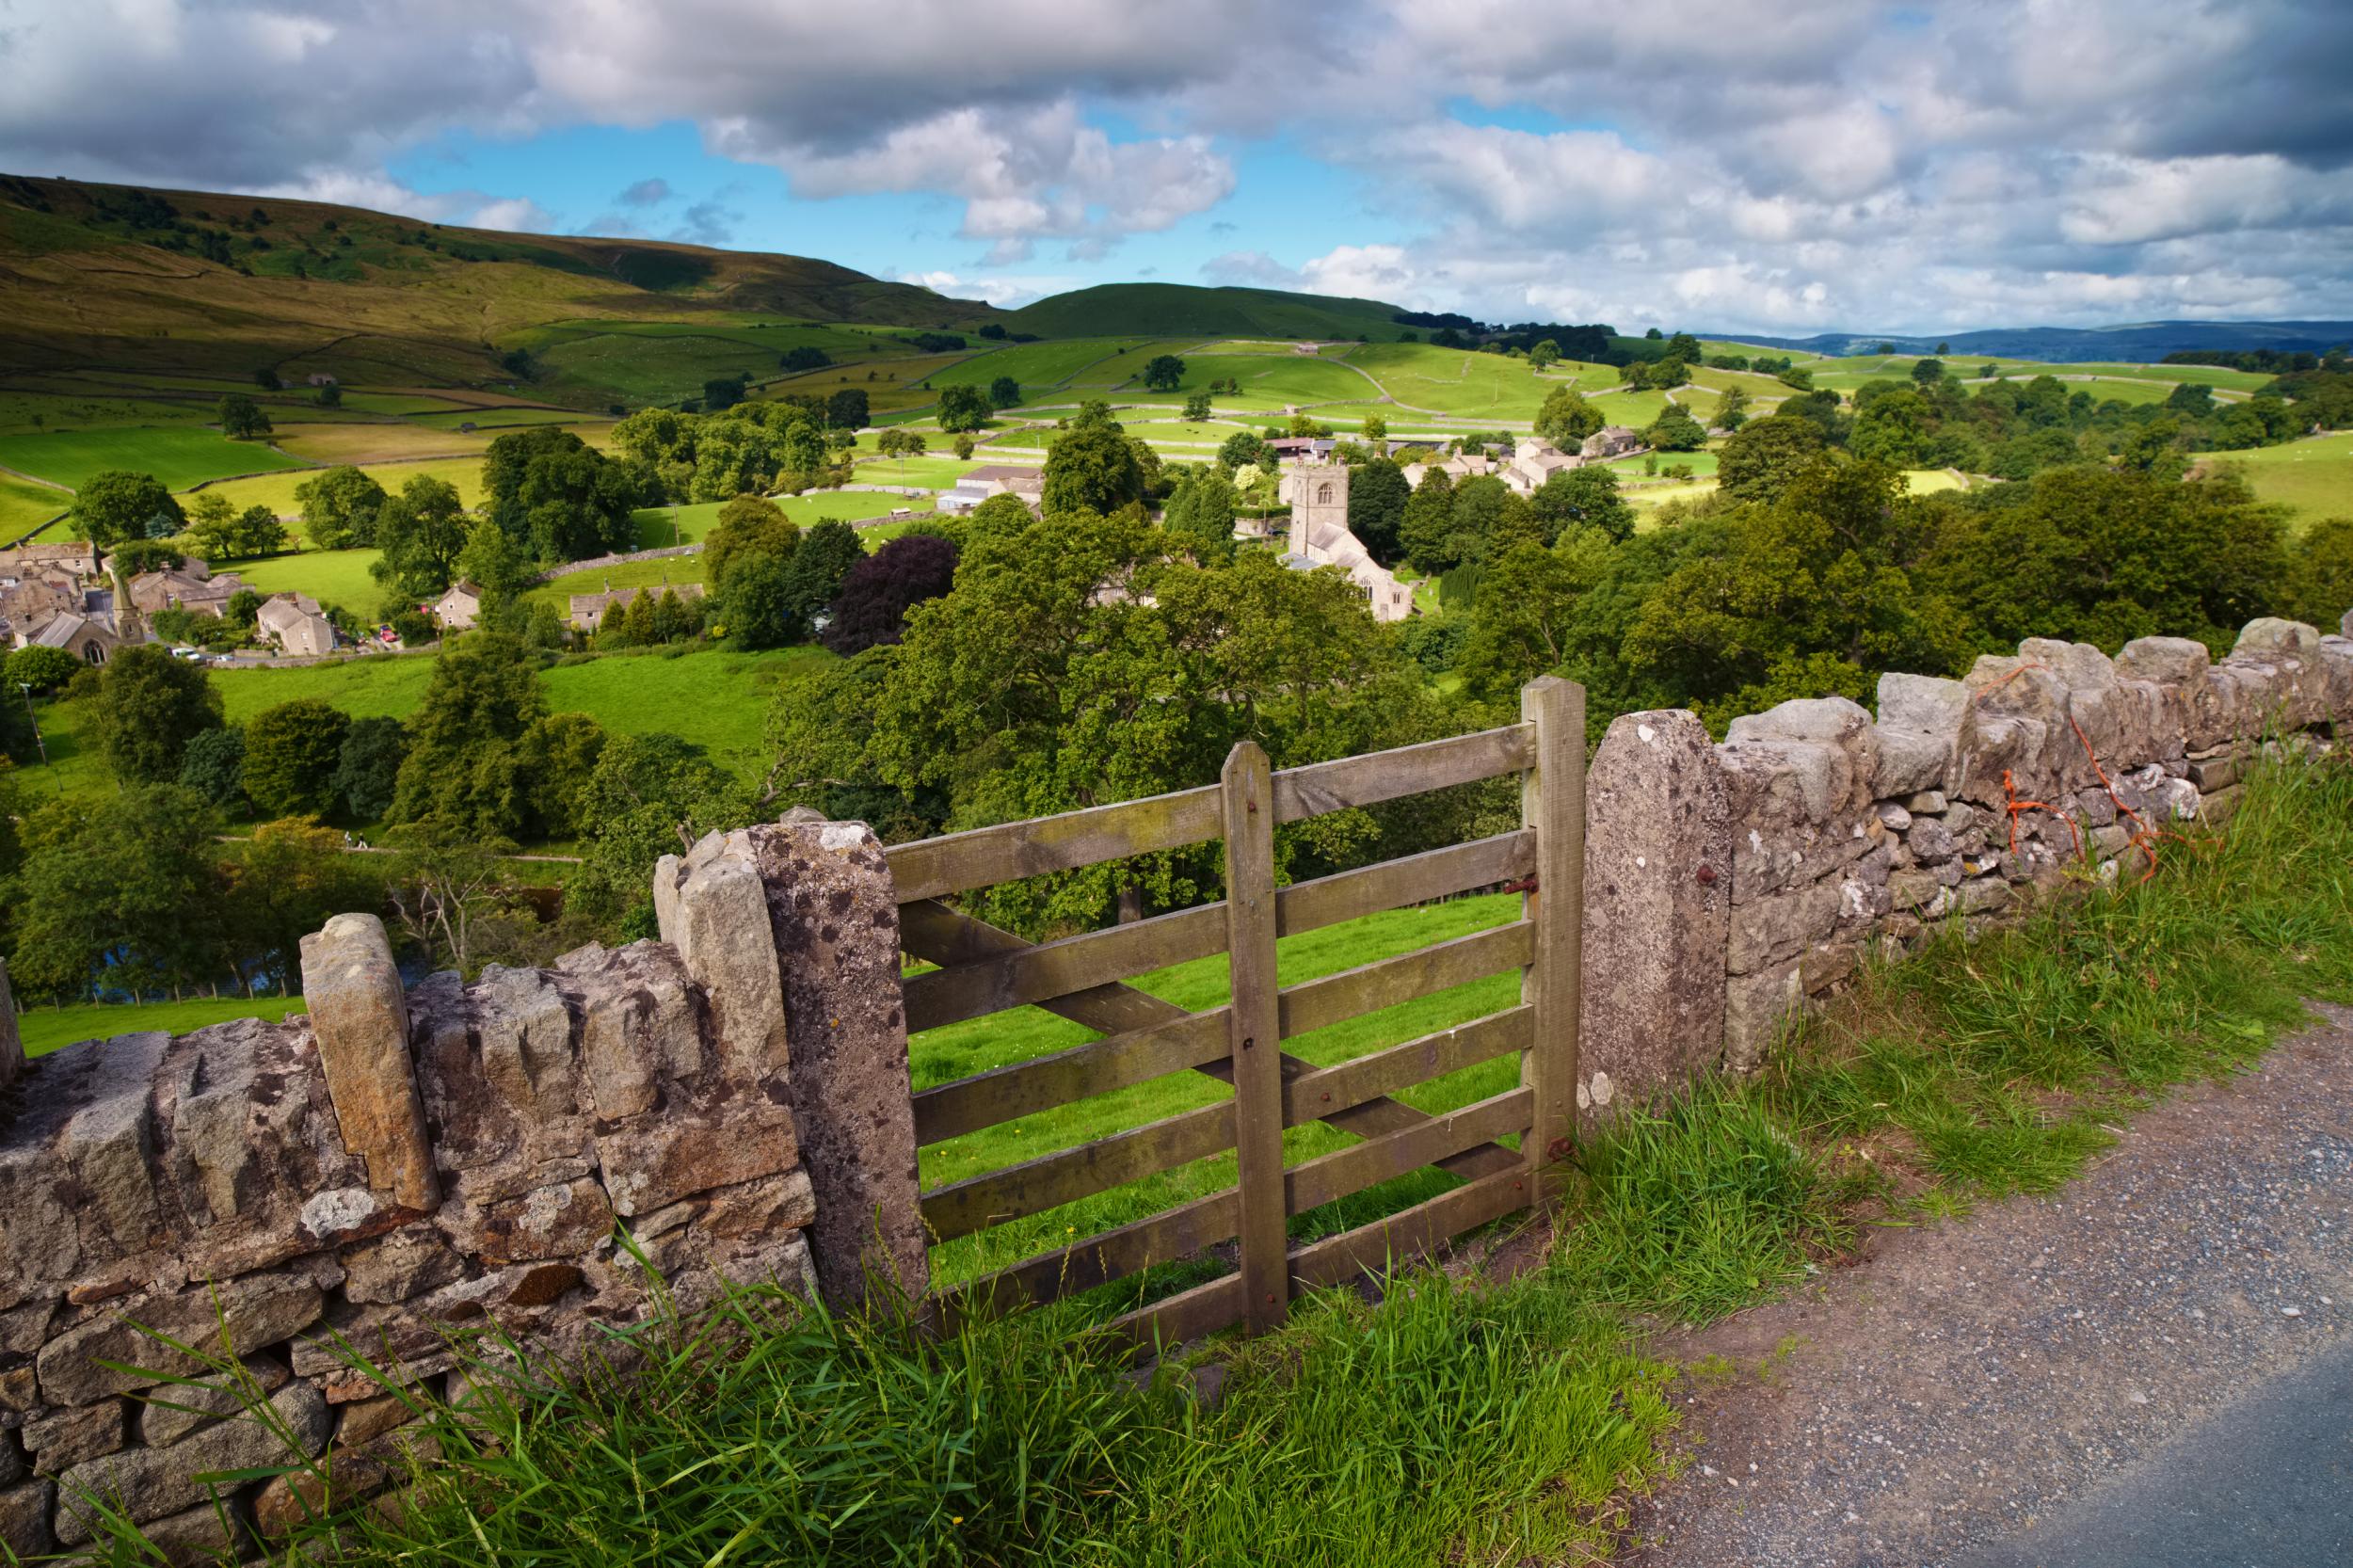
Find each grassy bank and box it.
[81,752,2353,1566]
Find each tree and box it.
[1361,413,1387,444]
[388,633,549,837]
[7,645,84,695]
[180,491,240,560]
[1456,530,1614,697]
[1935,342,1951,356]
[568,732,744,929]
[952,433,975,460]
[218,393,272,440]
[1446,475,1538,568]
[382,826,527,979]
[234,504,287,556]
[517,711,610,839]
[2165,381,2216,418]
[2279,516,2353,629]
[295,466,390,550]
[223,817,380,993]
[8,786,224,999]
[178,725,248,813]
[705,494,799,586]
[717,550,798,648]
[1399,467,1457,574]
[1183,392,1212,422]
[91,643,224,784]
[1346,457,1411,563]
[2120,417,2186,478]
[1645,404,1707,453]
[822,534,959,655]
[702,376,745,411]
[483,425,645,563]
[333,715,407,821]
[1043,404,1144,516]
[828,388,871,428]
[1218,429,1271,472]
[1142,355,1187,392]
[315,381,342,408]
[73,470,183,547]
[1530,466,1636,543]
[1718,415,1829,502]
[242,697,352,818]
[371,473,470,598]
[937,383,993,433]
[1162,472,1240,565]
[988,376,1022,410]
[780,346,831,373]
[781,518,863,626]
[1529,339,1560,371]
[1911,358,1945,386]
[1534,386,1604,446]
[454,518,536,601]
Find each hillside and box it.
[1721,319,2353,363]
[1000,282,1409,341]
[0,174,992,394]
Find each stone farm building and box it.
[127,561,246,621]
[937,465,1044,515]
[1,546,130,653]
[256,592,338,657]
[429,582,484,632]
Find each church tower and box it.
[1286,458,1351,556]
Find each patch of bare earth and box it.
[1618,1003,2353,1568]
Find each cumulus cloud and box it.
[0,0,2348,328]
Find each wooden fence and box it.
[882,677,1586,1351]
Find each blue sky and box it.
[3,0,2349,332]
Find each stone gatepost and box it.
[297,915,439,1212]
[1577,710,1732,1125]
[657,818,928,1312]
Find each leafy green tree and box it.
[483,426,646,563]
[828,388,870,428]
[91,643,224,784]
[937,383,993,433]
[1457,529,1616,698]
[332,715,407,821]
[1142,355,1186,392]
[1163,472,1239,565]
[180,491,240,559]
[704,494,799,586]
[2165,381,2216,418]
[518,712,610,839]
[8,785,225,998]
[234,504,287,556]
[1717,415,1829,502]
[455,518,537,603]
[6,645,82,695]
[1399,466,1457,573]
[780,518,863,625]
[569,732,743,930]
[176,725,248,809]
[388,633,550,837]
[0,680,34,765]
[2279,516,2353,630]
[1529,340,1560,371]
[1218,429,1271,472]
[1533,386,1604,446]
[73,470,183,547]
[1644,404,1706,452]
[315,381,342,408]
[701,376,744,410]
[1910,358,1945,386]
[2120,417,2187,478]
[242,698,352,818]
[716,550,798,648]
[1042,403,1144,516]
[1446,475,1539,568]
[1346,457,1411,563]
[988,376,1022,409]
[1183,392,1212,422]
[1529,466,1635,543]
[372,473,471,598]
[218,392,272,440]
[295,466,389,550]
[222,817,381,993]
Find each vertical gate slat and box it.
[1222,741,1289,1335]
[1520,677,1587,1205]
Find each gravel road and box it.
[1623,1001,2353,1568]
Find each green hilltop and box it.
[999,282,1412,342]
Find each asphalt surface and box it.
[1949,1335,2353,1568]
[1626,1002,2353,1568]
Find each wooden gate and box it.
[883,678,1586,1351]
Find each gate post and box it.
[1519,677,1587,1205]
[1221,741,1289,1334]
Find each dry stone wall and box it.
[1580,609,2353,1107]
[0,821,924,1561]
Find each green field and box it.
[1138,352,1376,410]
[1079,339,1223,386]
[1342,343,1566,419]
[531,555,709,608]
[926,339,1142,392]
[1589,389,1672,427]
[192,456,488,514]
[0,472,71,537]
[918,891,1525,1286]
[632,488,938,549]
[16,996,311,1059]
[0,426,308,490]
[847,455,984,489]
[2212,435,2353,528]
[407,407,604,431]
[224,548,388,610]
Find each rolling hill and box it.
[0,174,994,395]
[999,283,1411,341]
